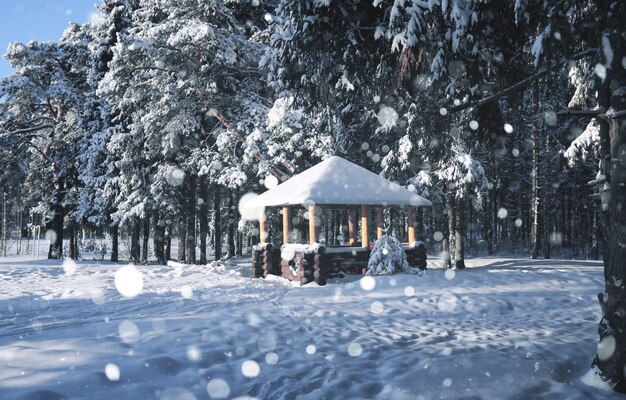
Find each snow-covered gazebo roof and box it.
[246,156,432,208]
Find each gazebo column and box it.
[407,207,416,244]
[259,209,267,244]
[376,206,384,238]
[361,205,370,249]
[308,205,317,244]
[348,208,357,245]
[282,207,291,244]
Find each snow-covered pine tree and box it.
[97,0,274,262]
[435,145,488,268]
[75,0,139,262]
[526,0,626,390]
[0,22,96,259]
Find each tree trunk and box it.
[493,187,500,248]
[130,216,140,263]
[468,200,473,251]
[153,210,165,264]
[164,224,172,261]
[329,209,336,245]
[442,191,453,268]
[530,81,540,259]
[595,115,626,392]
[447,192,456,266]
[544,131,552,259]
[237,233,243,256]
[179,181,187,262]
[47,176,65,260]
[227,188,235,259]
[591,206,600,260]
[68,220,79,260]
[454,196,465,269]
[111,223,119,262]
[594,0,626,388]
[234,188,242,256]
[565,189,573,249]
[213,184,222,260]
[186,173,197,264]
[486,185,494,255]
[141,214,150,263]
[571,187,578,255]
[1,193,6,257]
[199,175,208,264]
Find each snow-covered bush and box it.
[366,235,409,276]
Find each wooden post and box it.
[407,207,416,244]
[361,205,370,249]
[308,205,317,244]
[376,206,384,239]
[259,209,267,244]
[348,208,357,245]
[282,207,291,244]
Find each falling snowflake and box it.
[265,352,279,365]
[238,192,264,221]
[118,320,140,343]
[186,346,202,362]
[370,301,384,314]
[206,378,230,399]
[180,285,193,299]
[62,259,77,276]
[264,175,278,189]
[594,63,607,80]
[444,269,456,280]
[347,342,363,357]
[360,276,376,291]
[115,265,144,298]
[241,360,260,378]
[105,363,120,381]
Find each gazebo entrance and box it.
[245,156,432,285]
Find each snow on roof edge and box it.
[244,156,432,208]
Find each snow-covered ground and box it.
[0,252,619,399]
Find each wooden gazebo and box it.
[244,156,432,283]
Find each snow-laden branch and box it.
[564,119,600,167]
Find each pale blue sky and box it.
[0,0,98,77]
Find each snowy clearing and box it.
[0,255,618,399]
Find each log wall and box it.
[252,243,428,284]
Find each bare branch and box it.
[0,134,54,166]
[45,99,63,123]
[557,108,626,120]
[128,66,175,74]
[442,48,598,114]
[557,108,607,118]
[446,68,550,113]
[606,110,626,120]
[1,124,54,136]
